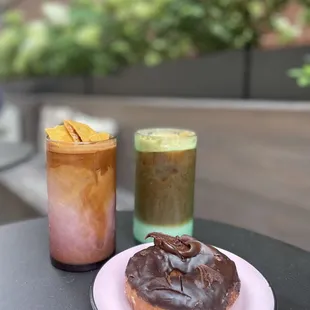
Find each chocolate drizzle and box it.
[146,233,201,259]
[126,233,240,310]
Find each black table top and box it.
[0,142,34,172]
[0,212,309,310]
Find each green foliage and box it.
[289,64,310,87]
[0,0,291,79]
[271,16,303,44]
[288,2,310,88]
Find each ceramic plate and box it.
[90,243,276,310]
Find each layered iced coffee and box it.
[134,128,197,243]
[45,120,116,272]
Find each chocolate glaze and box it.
[126,233,240,310]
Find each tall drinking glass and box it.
[46,138,116,272]
[133,128,197,243]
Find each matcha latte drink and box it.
[134,128,197,243]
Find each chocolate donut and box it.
[125,233,240,310]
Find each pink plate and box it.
[90,243,276,310]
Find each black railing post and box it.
[242,44,252,99]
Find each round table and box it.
[0,142,34,172]
[0,212,309,310]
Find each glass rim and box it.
[135,127,197,137]
[45,135,116,145]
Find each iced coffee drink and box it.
[45,120,116,272]
[134,128,197,243]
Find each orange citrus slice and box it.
[45,125,73,142]
[89,132,111,142]
[64,120,97,142]
[45,120,112,143]
[63,121,82,142]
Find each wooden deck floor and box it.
[7,95,310,251]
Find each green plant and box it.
[289,62,310,87]
[288,2,310,87]
[0,0,291,79]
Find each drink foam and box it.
[47,138,116,154]
[135,128,197,152]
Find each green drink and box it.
[133,128,197,243]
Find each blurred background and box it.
[0,0,310,250]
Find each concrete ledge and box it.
[21,94,310,111]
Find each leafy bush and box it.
[0,0,290,79]
[288,2,310,88]
[289,62,310,87]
